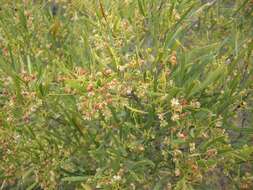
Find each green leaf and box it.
[124,104,148,114]
[128,159,155,170]
[137,0,146,16]
[200,136,225,151]
[188,65,226,97]
[61,176,89,182]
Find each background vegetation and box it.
[0,0,253,189]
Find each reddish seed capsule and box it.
[206,148,218,157]
[86,84,93,92]
[107,98,113,104]
[180,99,188,106]
[103,68,112,76]
[170,51,177,66]
[2,47,8,57]
[94,103,103,111]
[23,114,30,124]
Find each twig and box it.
[99,0,107,22]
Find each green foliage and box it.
[0,0,253,189]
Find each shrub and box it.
[0,0,253,189]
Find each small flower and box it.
[126,88,133,96]
[158,113,164,120]
[215,121,222,127]
[171,98,182,112]
[202,132,209,139]
[241,101,247,107]
[189,143,196,153]
[118,65,127,72]
[173,10,181,20]
[171,98,179,106]
[160,120,168,127]
[190,100,201,109]
[96,72,102,77]
[171,113,180,121]
[129,183,136,190]
[112,175,121,181]
[158,113,168,127]
[175,168,180,177]
[173,149,183,157]
[163,137,170,145]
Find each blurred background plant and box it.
[0,0,252,189]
